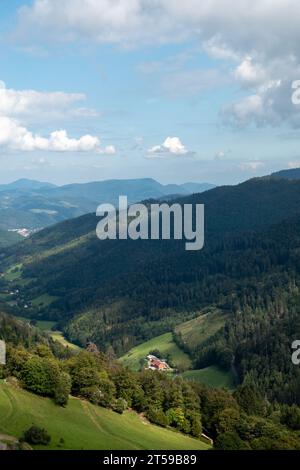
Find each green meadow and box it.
[120,332,192,371]
[182,366,236,389]
[0,382,210,450]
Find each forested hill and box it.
[1,176,300,404]
[3,176,300,329]
[0,178,214,231]
[271,167,300,180]
[5,175,300,259]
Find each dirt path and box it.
[81,400,105,433]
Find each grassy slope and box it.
[174,309,228,350]
[3,263,23,282]
[50,331,81,351]
[14,318,81,351]
[120,333,192,371]
[0,382,209,450]
[175,311,237,389]
[31,294,58,308]
[182,366,236,390]
[35,320,57,331]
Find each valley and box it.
[1,172,300,451]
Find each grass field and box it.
[0,382,210,450]
[181,366,236,389]
[14,318,81,351]
[174,309,228,351]
[3,263,23,282]
[35,320,57,331]
[31,294,58,308]
[120,332,192,371]
[50,331,81,350]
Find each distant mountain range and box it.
[0,179,56,192]
[0,178,215,231]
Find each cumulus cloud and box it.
[0,116,113,153]
[14,0,300,59]
[147,136,192,157]
[224,70,300,128]
[233,57,268,87]
[13,1,300,128]
[0,81,115,154]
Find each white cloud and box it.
[239,161,265,171]
[215,149,231,160]
[202,37,239,61]
[102,145,116,155]
[233,57,267,87]
[215,150,225,160]
[14,0,300,58]
[14,1,300,128]
[0,116,115,154]
[147,136,191,157]
[0,80,95,122]
[224,68,300,128]
[0,81,114,154]
[224,94,265,127]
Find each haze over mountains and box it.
[0,178,215,232]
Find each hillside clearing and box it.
[120,332,192,372]
[3,264,23,282]
[31,294,58,308]
[50,331,81,351]
[175,309,228,351]
[182,366,236,389]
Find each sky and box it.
[1,0,300,185]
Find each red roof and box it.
[150,358,167,369]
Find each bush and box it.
[54,371,71,406]
[280,405,300,430]
[111,398,128,414]
[214,431,249,450]
[23,426,51,445]
[146,407,168,427]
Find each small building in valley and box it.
[146,354,170,371]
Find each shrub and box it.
[23,426,51,445]
[54,371,71,406]
[146,407,168,427]
[215,431,249,450]
[112,398,128,414]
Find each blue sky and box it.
[1,1,300,185]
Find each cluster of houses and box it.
[146,354,170,371]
